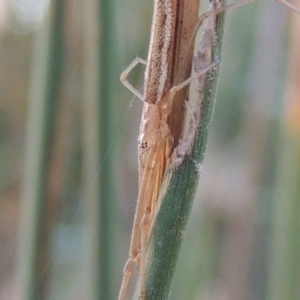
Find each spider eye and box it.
[140,141,148,149]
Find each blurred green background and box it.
[0,0,300,299]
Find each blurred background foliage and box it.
[0,0,299,299]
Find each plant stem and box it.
[142,1,226,299]
[17,1,65,299]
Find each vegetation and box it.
[0,0,299,299]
